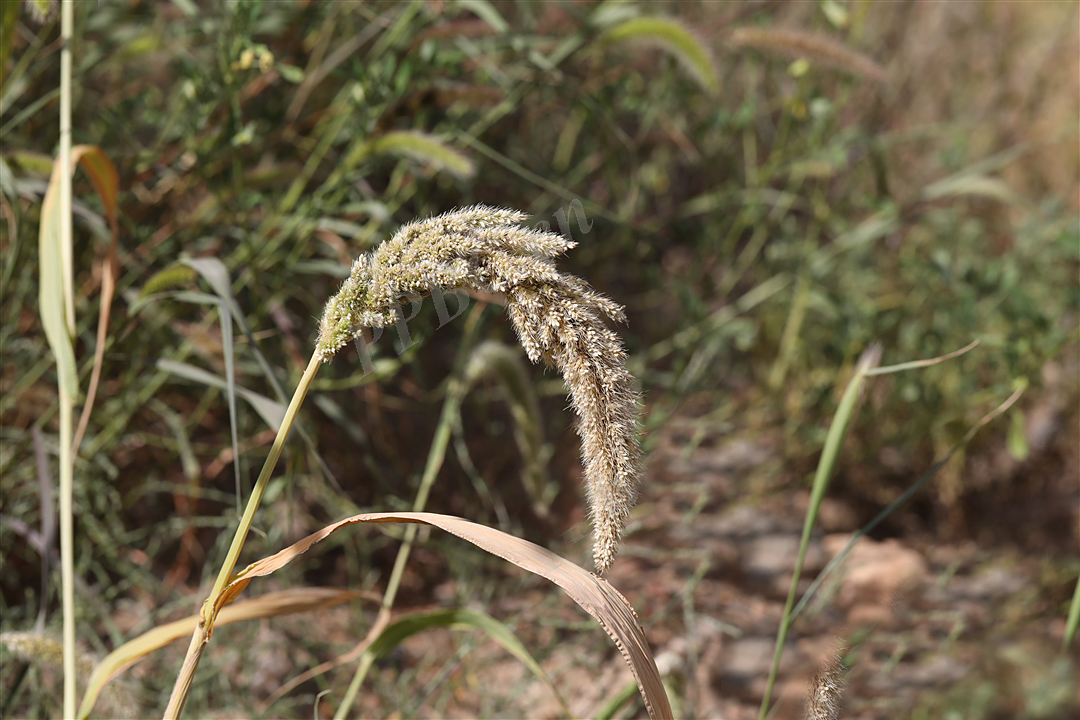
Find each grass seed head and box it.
[805,649,847,720]
[317,205,641,573]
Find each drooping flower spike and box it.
[316,206,641,574]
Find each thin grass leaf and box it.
[1065,572,1080,652]
[759,341,1008,719]
[38,156,78,398]
[136,263,198,299]
[76,588,366,719]
[917,142,1034,205]
[181,258,245,328]
[169,258,343,493]
[758,345,882,720]
[157,358,287,430]
[865,339,979,375]
[455,0,508,33]
[790,383,1027,624]
[175,260,243,505]
[217,512,673,720]
[365,608,571,718]
[600,16,719,96]
[921,174,1025,206]
[594,677,640,720]
[147,399,200,483]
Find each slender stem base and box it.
[163,353,322,719]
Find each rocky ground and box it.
[111,399,1078,720]
[351,411,1080,720]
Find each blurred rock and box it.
[823,535,929,627]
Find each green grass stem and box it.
[1065,571,1080,652]
[757,345,881,720]
[58,3,76,716]
[789,382,1025,624]
[163,352,322,719]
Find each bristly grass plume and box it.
[316,205,641,573]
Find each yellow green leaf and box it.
[600,16,719,96]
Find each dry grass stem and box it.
[316,206,641,573]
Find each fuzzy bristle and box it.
[316,206,641,573]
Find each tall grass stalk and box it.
[58,2,76,716]
[757,345,881,720]
[163,354,321,719]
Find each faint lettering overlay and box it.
[351,200,594,374]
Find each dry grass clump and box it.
[316,205,641,573]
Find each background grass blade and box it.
[76,588,367,719]
[342,130,476,182]
[758,340,1004,719]
[789,382,1026,625]
[757,345,881,720]
[364,608,572,719]
[1065,573,1080,652]
[156,358,287,432]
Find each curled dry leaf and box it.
[220,511,673,720]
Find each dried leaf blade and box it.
[222,511,673,719]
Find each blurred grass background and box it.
[1,1,1077,717]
